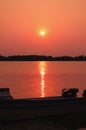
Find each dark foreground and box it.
[0,112,86,130]
[0,88,86,129]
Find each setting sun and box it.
[40,30,46,36]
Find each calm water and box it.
[0,61,86,99]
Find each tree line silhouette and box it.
[0,55,86,61]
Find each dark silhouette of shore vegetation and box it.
[0,55,86,61]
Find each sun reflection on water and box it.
[39,62,46,97]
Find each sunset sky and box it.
[0,0,86,56]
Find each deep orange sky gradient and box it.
[0,0,86,56]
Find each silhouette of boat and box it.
[0,88,86,121]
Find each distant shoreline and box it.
[0,55,86,61]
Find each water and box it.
[0,61,86,130]
[0,61,86,99]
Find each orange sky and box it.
[0,0,86,56]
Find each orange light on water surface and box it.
[39,62,46,97]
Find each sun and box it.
[40,30,46,36]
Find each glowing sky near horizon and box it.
[0,0,86,56]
